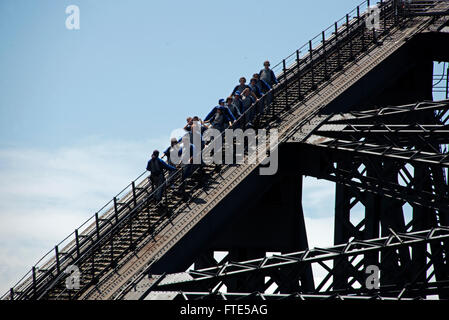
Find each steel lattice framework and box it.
[296,101,449,213]
[304,100,449,167]
[141,228,449,300]
[164,292,417,301]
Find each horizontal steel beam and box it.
[163,291,418,301]
[306,137,449,166]
[145,228,449,298]
[320,100,449,125]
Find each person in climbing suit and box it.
[204,99,236,132]
[241,88,256,127]
[252,73,271,95]
[163,138,181,167]
[176,142,198,201]
[184,116,193,132]
[226,96,241,122]
[259,60,278,87]
[231,77,259,101]
[254,67,275,115]
[146,150,176,203]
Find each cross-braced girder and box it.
[284,100,449,300]
[160,291,419,301]
[144,228,449,300]
[295,100,449,217]
[304,100,449,167]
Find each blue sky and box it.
[3,0,442,294]
[0,0,360,149]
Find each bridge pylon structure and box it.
[3,0,449,301]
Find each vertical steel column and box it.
[334,167,353,246]
[414,125,449,299]
[363,161,381,269]
[411,165,438,298]
[378,162,410,288]
[429,165,449,298]
[278,173,314,293]
[333,162,353,291]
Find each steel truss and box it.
[165,292,417,301]
[300,100,449,220]
[291,100,449,299]
[143,228,449,300]
[304,100,449,167]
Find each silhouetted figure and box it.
[146,150,176,202]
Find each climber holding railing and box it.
[146,150,176,203]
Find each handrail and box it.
[271,0,368,74]
[2,170,150,299]
[3,0,427,300]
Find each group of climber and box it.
[146,61,278,205]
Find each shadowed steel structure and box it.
[3,0,449,300]
[141,227,449,300]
